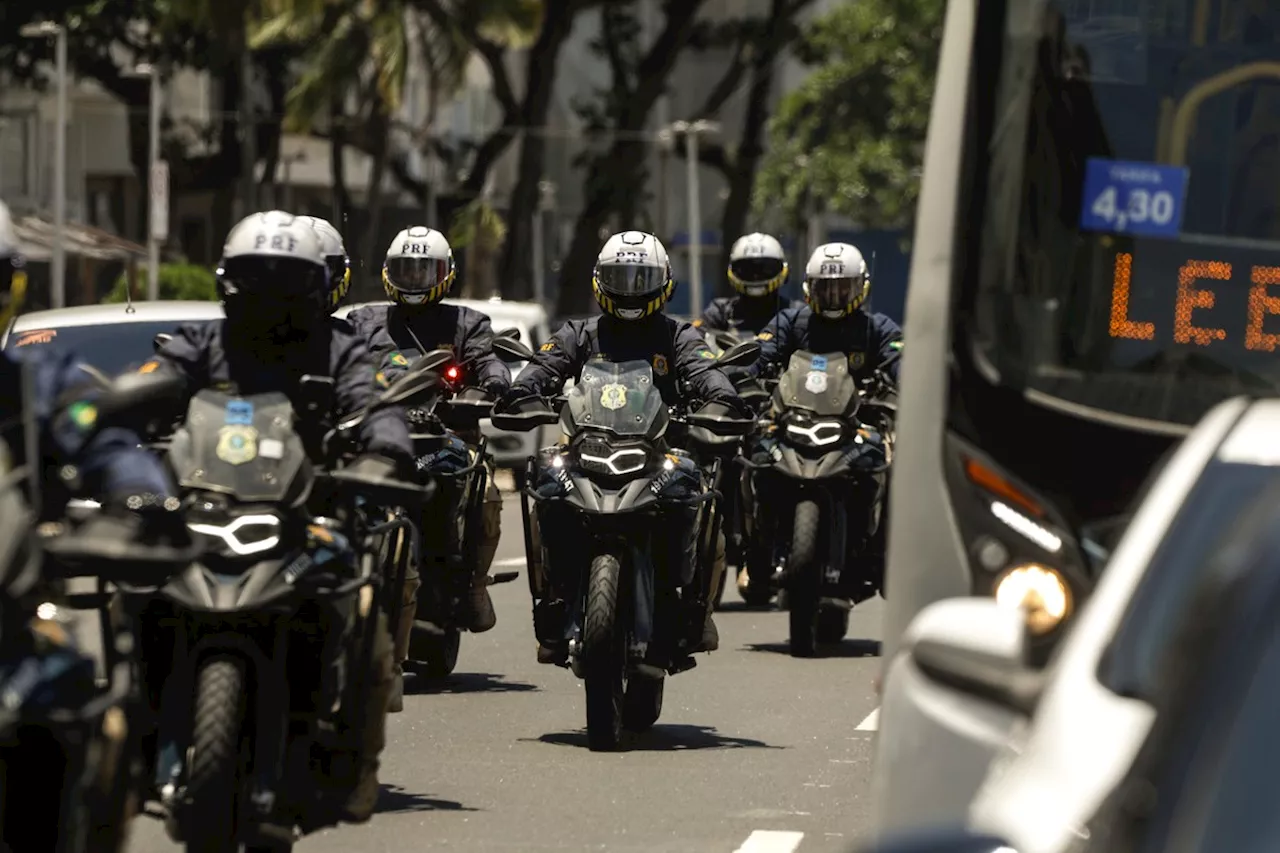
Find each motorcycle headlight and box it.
[783,413,846,447]
[188,512,284,557]
[575,434,650,476]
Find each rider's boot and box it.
[341,613,394,824]
[462,472,501,633]
[389,539,419,714]
[694,528,726,653]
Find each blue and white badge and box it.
[1079,158,1189,239]
[810,355,829,371]
[225,399,254,425]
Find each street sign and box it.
[150,159,169,241]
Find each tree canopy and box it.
[754,0,943,231]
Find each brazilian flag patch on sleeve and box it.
[389,352,409,367]
[890,340,904,350]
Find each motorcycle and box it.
[742,352,895,657]
[75,365,436,851]
[492,340,758,751]
[3,370,195,853]
[382,336,531,678]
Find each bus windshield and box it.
[972,0,1280,428]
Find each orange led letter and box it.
[1246,266,1280,352]
[1173,260,1229,346]
[1108,252,1155,340]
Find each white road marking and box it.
[733,830,805,853]
[855,708,880,731]
[494,557,526,567]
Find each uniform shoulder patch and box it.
[539,341,556,352]
[375,371,391,388]
[389,352,409,366]
[756,332,773,341]
[697,349,717,359]
[889,340,904,350]
[652,354,669,375]
[691,319,703,328]
[138,360,161,374]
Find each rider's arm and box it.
[747,308,794,378]
[694,298,726,331]
[460,310,512,394]
[508,320,586,397]
[673,321,739,403]
[333,334,414,464]
[870,312,904,383]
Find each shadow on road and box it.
[741,639,882,658]
[407,671,540,695]
[529,724,784,752]
[716,600,776,613]
[376,784,479,814]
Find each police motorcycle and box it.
[3,370,196,853]
[492,340,759,751]
[701,330,772,608]
[386,332,532,678]
[68,365,437,851]
[742,352,895,657]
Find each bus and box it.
[874,0,1280,832]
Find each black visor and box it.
[325,255,348,285]
[220,256,327,298]
[730,257,784,284]
[595,264,667,297]
[385,257,450,292]
[808,276,865,310]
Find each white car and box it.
[335,297,556,478]
[872,395,1280,851]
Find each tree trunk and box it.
[360,105,391,301]
[498,5,580,300]
[330,92,353,269]
[257,52,288,205]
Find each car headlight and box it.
[783,414,846,447]
[575,434,650,476]
[993,563,1072,635]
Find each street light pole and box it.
[671,119,720,319]
[142,66,162,300]
[52,26,67,308]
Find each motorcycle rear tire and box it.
[408,627,461,680]
[583,553,625,752]
[788,500,822,658]
[622,674,664,733]
[185,656,246,853]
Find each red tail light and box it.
[445,365,460,381]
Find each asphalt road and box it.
[121,482,885,853]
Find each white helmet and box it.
[803,242,870,319]
[217,210,331,311]
[593,230,673,320]
[727,232,788,297]
[382,226,455,306]
[0,199,27,330]
[298,215,352,307]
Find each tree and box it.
[555,0,709,316]
[103,262,218,302]
[753,0,943,233]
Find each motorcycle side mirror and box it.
[496,327,522,341]
[153,332,174,352]
[718,340,761,368]
[687,404,754,437]
[91,370,186,428]
[490,396,559,432]
[492,335,535,363]
[412,348,454,375]
[714,331,742,352]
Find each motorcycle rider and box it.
[746,241,901,597]
[496,230,750,662]
[300,215,353,310]
[345,226,510,643]
[137,210,414,823]
[694,232,791,336]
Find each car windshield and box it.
[566,360,663,437]
[4,320,213,376]
[972,0,1280,428]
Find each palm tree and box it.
[251,0,541,294]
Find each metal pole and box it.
[685,128,702,319]
[147,69,161,301]
[532,187,546,306]
[52,27,67,308]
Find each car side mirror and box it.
[493,335,535,363]
[718,340,761,368]
[903,598,1044,717]
[854,826,1018,853]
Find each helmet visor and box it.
[596,264,667,297]
[385,257,450,292]
[729,257,784,284]
[808,276,865,309]
[220,256,327,298]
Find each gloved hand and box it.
[495,386,535,414]
[481,378,509,398]
[704,395,755,421]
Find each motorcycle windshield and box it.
[776,351,858,416]
[168,390,309,503]
[568,360,664,437]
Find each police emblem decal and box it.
[215,425,259,465]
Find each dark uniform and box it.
[344,302,509,638]
[2,347,173,506]
[511,313,740,404]
[751,305,904,382]
[694,294,790,337]
[143,319,413,462]
[346,303,511,393]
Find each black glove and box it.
[481,378,509,399]
[495,386,534,414]
[705,396,755,420]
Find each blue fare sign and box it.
[1079,158,1189,239]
